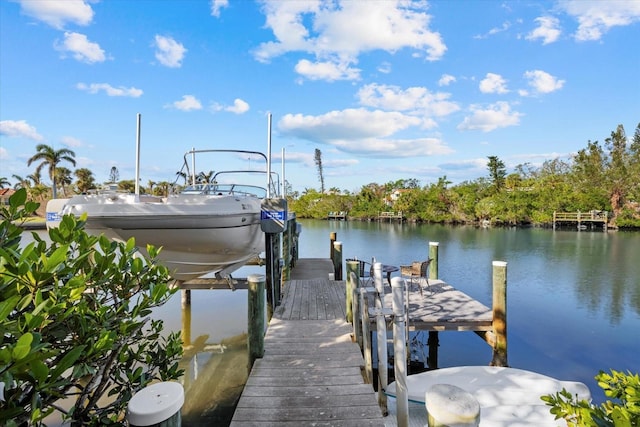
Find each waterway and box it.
[296,219,640,405]
[23,220,640,424]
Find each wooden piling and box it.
[391,277,408,427]
[329,231,337,263]
[332,240,343,280]
[360,287,373,384]
[345,261,359,323]
[247,274,266,372]
[265,233,275,319]
[429,241,439,280]
[282,217,292,281]
[490,261,508,367]
[350,272,363,348]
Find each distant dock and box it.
[327,211,348,220]
[378,211,403,222]
[553,210,608,230]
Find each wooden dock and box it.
[553,210,608,230]
[230,259,385,426]
[378,211,403,222]
[231,254,504,426]
[327,211,348,220]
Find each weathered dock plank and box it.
[378,278,493,331]
[231,259,384,427]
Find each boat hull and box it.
[60,193,265,281]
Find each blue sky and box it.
[1,0,639,194]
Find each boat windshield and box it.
[175,149,280,197]
[182,183,266,198]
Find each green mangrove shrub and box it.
[542,369,640,427]
[0,189,183,426]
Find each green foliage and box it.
[288,124,640,228]
[0,189,183,426]
[542,369,640,427]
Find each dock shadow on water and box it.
[152,284,256,426]
[180,333,248,426]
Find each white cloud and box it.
[457,102,523,132]
[377,62,392,74]
[438,74,456,86]
[168,95,203,111]
[479,73,509,94]
[210,98,250,114]
[77,83,143,97]
[0,147,8,160]
[210,0,229,17]
[279,109,421,141]
[254,0,446,82]
[523,70,565,94]
[294,59,361,81]
[474,21,512,39]
[526,16,562,44]
[55,32,107,63]
[559,0,640,41]
[356,83,460,118]
[18,0,94,29]
[0,120,45,141]
[277,108,453,158]
[61,136,83,148]
[225,99,250,114]
[154,35,187,68]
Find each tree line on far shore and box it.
[289,123,640,229]
[2,123,639,228]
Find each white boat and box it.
[51,148,280,281]
[385,366,591,427]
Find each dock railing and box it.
[378,211,403,222]
[553,210,608,230]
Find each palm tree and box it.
[74,168,96,194]
[196,170,214,184]
[176,170,188,185]
[27,144,76,199]
[55,167,73,197]
[28,171,42,186]
[11,175,32,190]
[0,177,10,189]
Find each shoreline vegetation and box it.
[4,123,640,231]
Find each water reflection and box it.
[301,219,640,404]
[173,290,249,426]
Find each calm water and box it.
[24,220,640,424]
[297,219,640,405]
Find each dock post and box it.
[360,287,373,384]
[330,232,337,263]
[490,261,508,367]
[351,272,363,347]
[429,241,439,280]
[247,274,266,372]
[333,240,343,280]
[345,261,359,323]
[373,262,388,414]
[265,233,275,319]
[282,218,292,281]
[391,277,408,427]
[128,381,184,427]
[425,384,480,427]
[428,242,440,369]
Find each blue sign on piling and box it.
[261,210,286,221]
